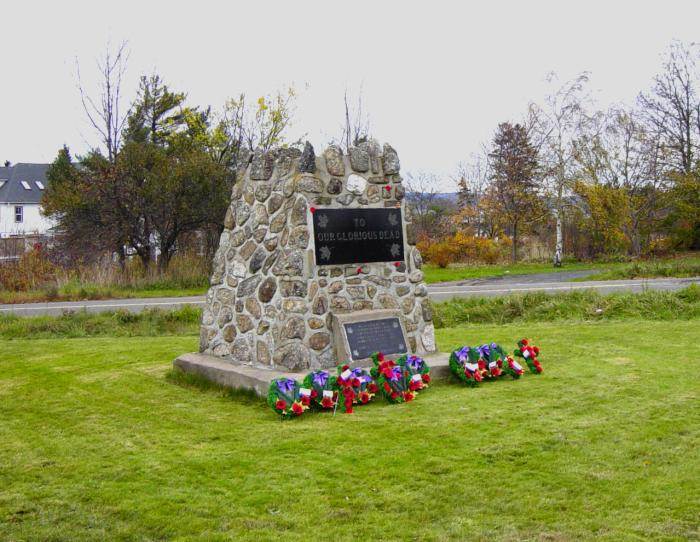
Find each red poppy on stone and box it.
[291,402,303,415]
[275,399,287,411]
[394,262,400,267]
[384,185,391,191]
[357,267,362,274]
[310,207,316,213]
[422,373,431,384]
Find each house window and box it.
[21,181,31,190]
[15,206,23,223]
[36,181,45,190]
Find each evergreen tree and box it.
[487,122,544,262]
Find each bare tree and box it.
[75,41,130,163]
[530,72,593,266]
[404,171,442,235]
[638,40,700,175]
[339,85,371,150]
[246,88,298,152]
[453,152,491,236]
[574,105,667,255]
[218,87,299,174]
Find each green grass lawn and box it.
[422,260,603,283]
[2,320,698,540]
[422,253,700,284]
[577,255,700,281]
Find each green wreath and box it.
[301,370,338,410]
[267,377,310,418]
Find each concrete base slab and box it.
[173,351,451,397]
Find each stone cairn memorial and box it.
[196,140,437,378]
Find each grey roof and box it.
[0,163,49,204]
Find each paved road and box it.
[1,275,698,316]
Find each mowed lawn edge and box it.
[1,320,699,541]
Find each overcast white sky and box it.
[1,0,698,191]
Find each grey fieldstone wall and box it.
[200,141,436,371]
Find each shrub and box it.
[1,247,210,300]
[420,233,511,266]
[0,248,57,291]
[452,232,509,264]
[424,241,456,268]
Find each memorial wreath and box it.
[503,355,525,378]
[478,343,524,379]
[302,370,338,410]
[370,352,429,403]
[475,343,506,379]
[398,353,431,389]
[267,377,311,418]
[333,364,378,413]
[514,338,543,374]
[449,346,483,386]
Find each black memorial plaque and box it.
[344,317,408,361]
[312,208,404,265]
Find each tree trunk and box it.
[512,222,518,263]
[157,238,177,274]
[157,249,172,274]
[629,216,642,257]
[116,244,126,271]
[554,209,563,267]
[135,246,151,270]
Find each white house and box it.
[0,163,55,238]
